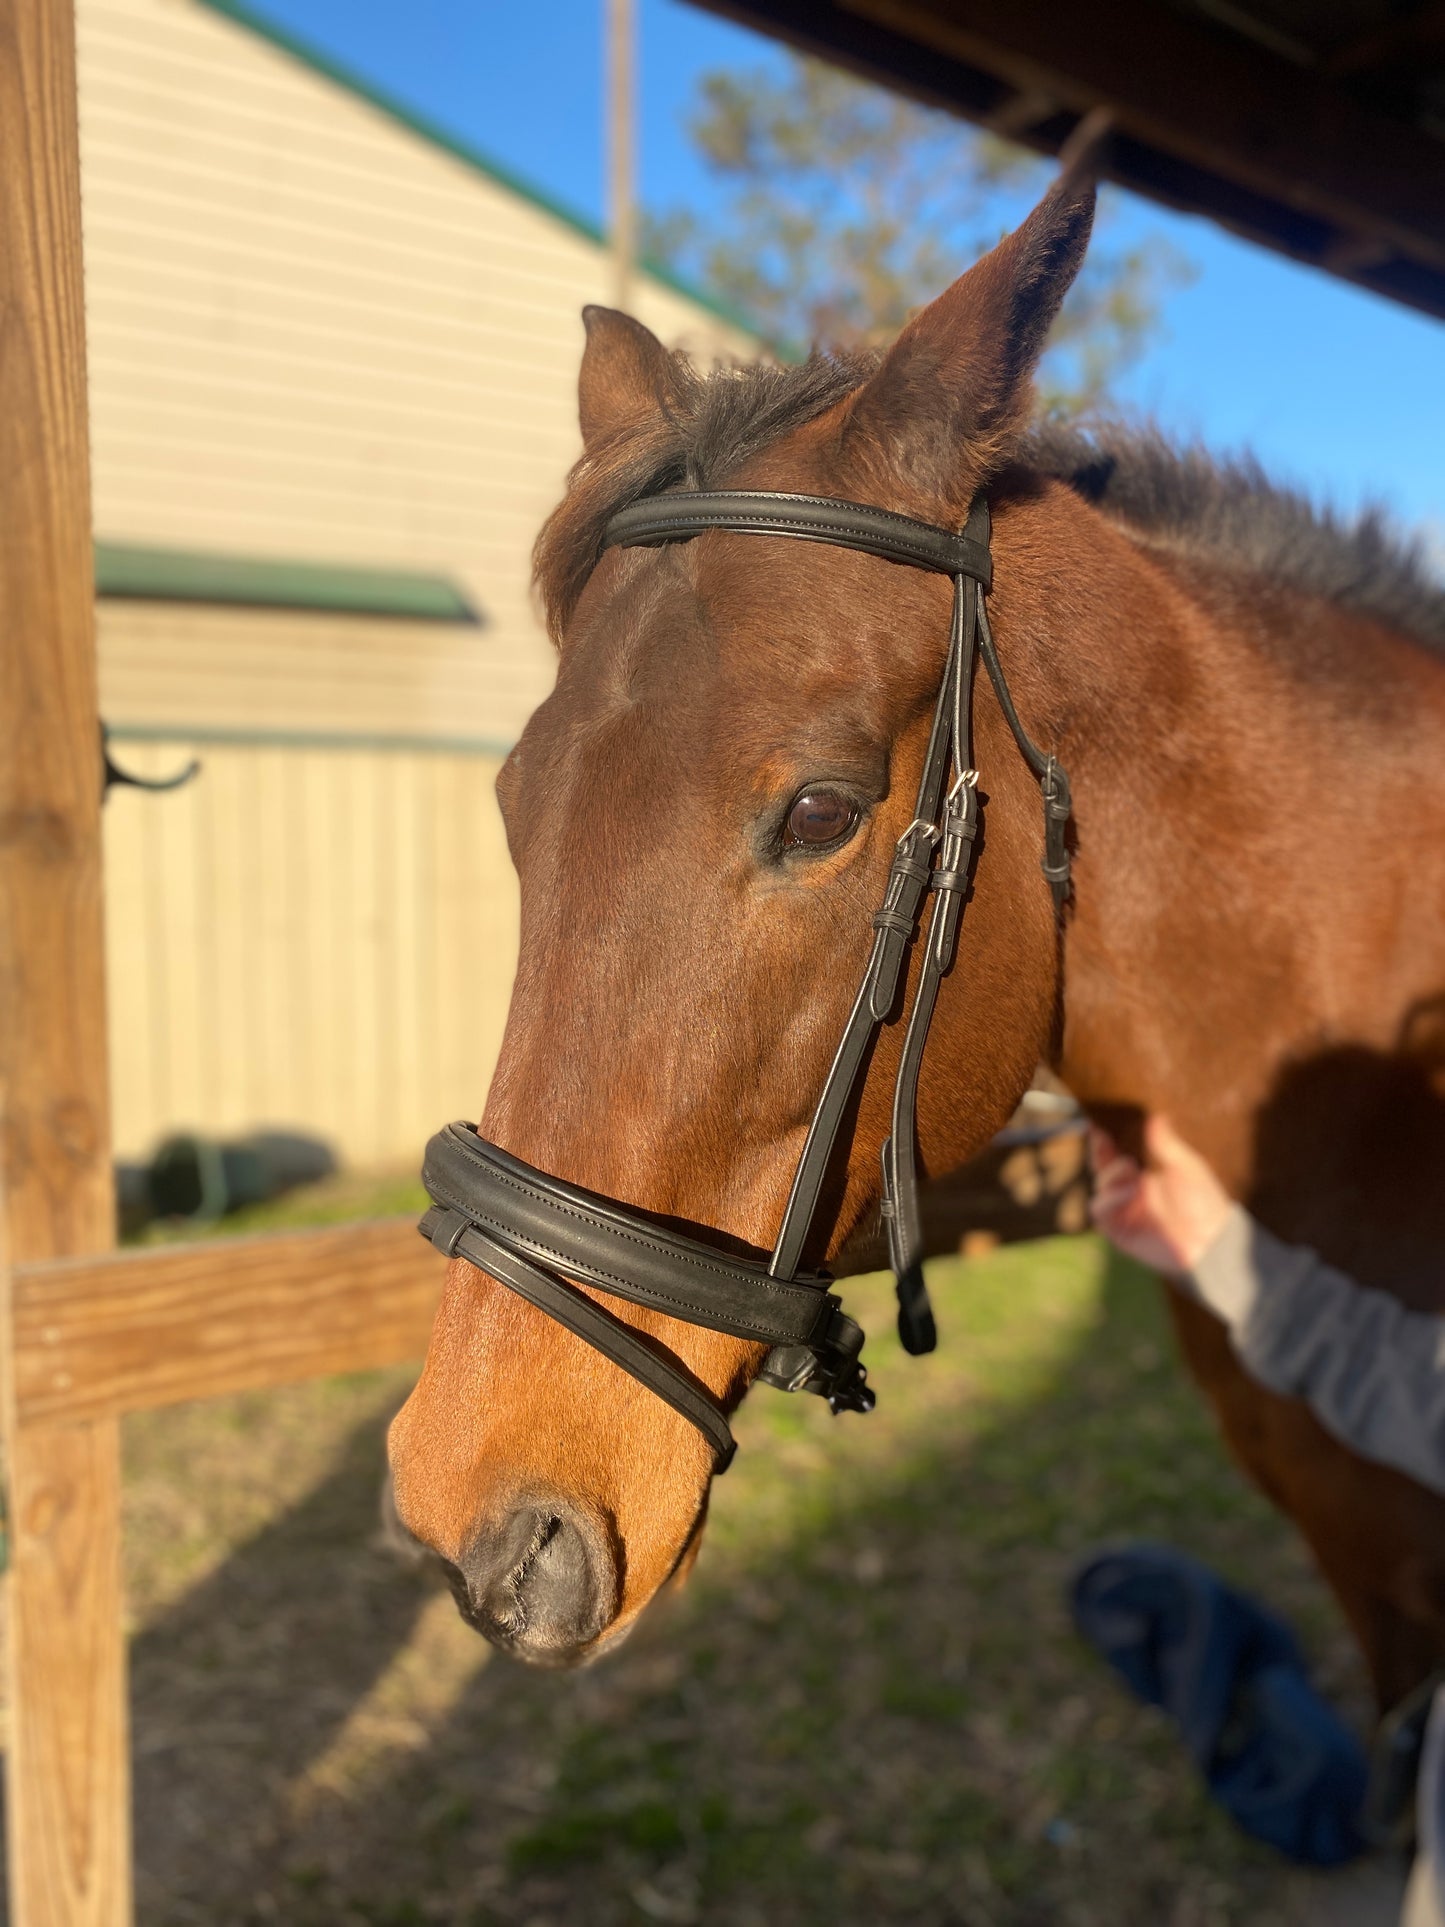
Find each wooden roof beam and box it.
[699,0,1445,319]
[1325,1,1445,79]
[840,0,1445,272]
[984,86,1060,139]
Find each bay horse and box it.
[388,168,1445,1704]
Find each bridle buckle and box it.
[755,1304,875,1416]
[896,816,942,851]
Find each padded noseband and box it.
[419,489,1072,1467]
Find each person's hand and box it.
[1088,1115,1235,1278]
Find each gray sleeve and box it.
[1405,1688,1445,1927]
[1189,1205,1445,1499]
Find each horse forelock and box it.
[532,347,881,642]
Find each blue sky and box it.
[239,0,1442,551]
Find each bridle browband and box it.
[419,489,1072,1470]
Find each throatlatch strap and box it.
[977,595,1073,911]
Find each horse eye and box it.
[786,789,858,849]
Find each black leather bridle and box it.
[418,490,1072,1470]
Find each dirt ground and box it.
[0,1210,1413,1923]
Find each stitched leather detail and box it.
[424,1123,833,1346]
[603,491,993,589]
[433,1125,829,1303]
[427,1166,820,1346]
[870,907,915,936]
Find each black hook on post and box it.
[101,722,201,800]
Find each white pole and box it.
[608,0,635,312]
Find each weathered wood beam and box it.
[0,0,131,1918]
[845,0,1445,269]
[699,0,1445,320]
[12,1219,444,1426]
[983,86,1059,138]
[1325,1,1445,78]
[1319,231,1394,276]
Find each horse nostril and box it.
[455,1499,616,1658]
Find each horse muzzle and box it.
[443,1494,619,1665]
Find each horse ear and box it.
[578,306,672,450]
[843,170,1096,506]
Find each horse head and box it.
[387,172,1095,1663]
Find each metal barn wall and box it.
[96,602,516,747]
[104,737,515,1165]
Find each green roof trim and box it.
[106,721,513,758]
[95,541,481,622]
[193,0,763,344]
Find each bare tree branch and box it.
[645,56,1192,414]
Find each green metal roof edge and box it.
[192,0,766,346]
[95,540,481,622]
[105,720,514,757]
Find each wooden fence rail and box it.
[12,1221,443,1428]
[2,1215,445,1927]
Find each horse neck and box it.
[1008,485,1445,1284]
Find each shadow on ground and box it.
[94,1242,1407,1922]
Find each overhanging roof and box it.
[699,0,1445,324]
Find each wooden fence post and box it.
[0,0,133,1919]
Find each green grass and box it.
[126,1167,430,1243]
[118,1180,1380,1925]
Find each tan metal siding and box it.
[97,603,523,748]
[104,739,516,1164]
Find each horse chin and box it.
[470,1616,623,1671]
[447,1586,646,1669]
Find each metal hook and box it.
[101,723,201,800]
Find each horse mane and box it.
[1028,419,1445,649]
[534,346,1445,652]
